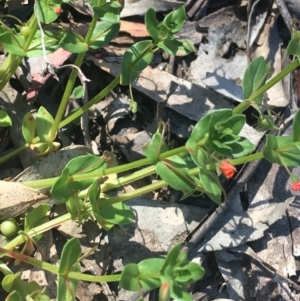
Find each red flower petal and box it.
[54,7,62,14]
[219,160,237,179]
[291,181,300,191]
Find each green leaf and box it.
[121,40,154,85]
[89,179,134,229]
[161,243,182,274]
[185,139,209,168]
[216,114,245,135]
[24,204,50,241]
[156,23,172,41]
[158,38,195,56]
[58,237,81,273]
[184,262,205,282]
[156,155,196,192]
[22,112,36,143]
[0,30,26,56]
[218,133,240,145]
[89,22,120,49]
[176,248,188,264]
[88,178,100,204]
[72,86,84,99]
[5,291,24,301]
[190,109,232,142]
[175,266,198,283]
[292,28,300,41]
[51,154,108,202]
[242,56,267,104]
[57,237,81,300]
[57,263,80,301]
[88,0,105,6]
[173,267,194,283]
[93,213,115,231]
[162,6,185,34]
[59,30,89,53]
[143,128,169,163]
[51,168,70,202]
[2,274,43,300]
[26,30,60,57]
[257,114,279,131]
[95,201,135,225]
[36,106,55,143]
[180,39,196,53]
[293,109,300,142]
[66,154,107,189]
[159,278,171,301]
[263,135,300,166]
[120,263,141,291]
[212,137,255,158]
[286,38,300,59]
[30,142,47,154]
[0,109,12,127]
[199,170,221,205]
[230,138,255,157]
[66,196,85,222]
[170,282,193,301]
[145,8,160,43]
[92,2,121,23]
[34,0,61,24]
[159,243,205,301]
[137,258,164,289]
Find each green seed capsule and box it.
[0,218,20,238]
[20,26,31,37]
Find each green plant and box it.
[0,109,12,127]
[1,1,300,300]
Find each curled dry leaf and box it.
[0,181,49,220]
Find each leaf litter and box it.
[1,0,300,300]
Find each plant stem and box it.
[67,271,121,282]
[0,143,30,164]
[59,75,121,128]
[24,145,188,189]
[48,52,86,141]
[79,165,157,197]
[233,59,300,115]
[3,148,267,252]
[59,42,155,127]
[23,146,263,191]
[3,211,79,250]
[230,151,264,165]
[250,59,300,101]
[0,247,122,282]
[48,16,98,141]
[0,260,14,276]
[0,14,38,90]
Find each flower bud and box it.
[54,6,62,15]
[219,160,237,179]
[291,181,300,191]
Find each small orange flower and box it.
[219,160,237,179]
[291,181,300,191]
[54,6,62,14]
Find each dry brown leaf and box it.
[120,20,149,37]
[0,181,49,220]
